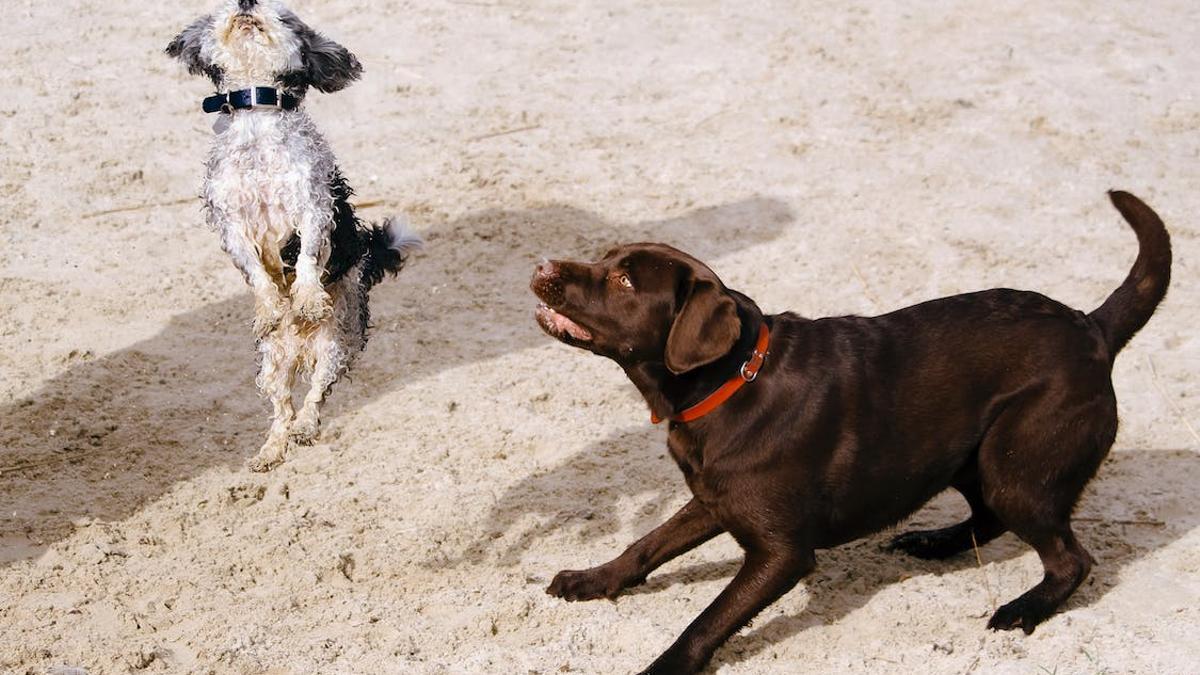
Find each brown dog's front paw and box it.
[987,597,1051,635]
[639,648,705,675]
[888,527,966,560]
[546,567,628,602]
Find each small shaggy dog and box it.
[166,0,419,471]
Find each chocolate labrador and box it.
[529,191,1171,674]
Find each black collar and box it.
[202,87,301,114]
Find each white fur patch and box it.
[380,216,424,255]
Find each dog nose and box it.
[238,0,258,11]
[531,259,561,296]
[534,259,556,279]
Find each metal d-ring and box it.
[740,361,758,382]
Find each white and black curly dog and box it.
[167,0,420,471]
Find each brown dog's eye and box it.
[619,274,633,290]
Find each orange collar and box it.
[651,322,770,424]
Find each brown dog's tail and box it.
[1088,190,1172,358]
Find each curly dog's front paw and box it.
[248,435,289,472]
[292,284,332,324]
[253,295,288,338]
[289,410,320,446]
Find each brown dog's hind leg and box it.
[976,391,1115,634]
[987,525,1094,634]
[889,478,1007,559]
[639,545,815,675]
[547,498,722,602]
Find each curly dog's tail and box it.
[361,216,422,291]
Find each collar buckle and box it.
[740,349,767,382]
[249,86,281,110]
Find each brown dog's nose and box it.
[531,259,564,301]
[534,259,556,279]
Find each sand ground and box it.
[1,1,1198,673]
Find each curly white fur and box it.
[168,0,417,471]
[206,109,338,328]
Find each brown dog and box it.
[530,191,1171,674]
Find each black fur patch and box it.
[281,167,363,285]
[275,70,311,99]
[279,171,413,349]
[165,15,223,87]
[278,10,363,94]
[361,225,410,288]
[354,219,416,343]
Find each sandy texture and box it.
[2,1,1198,673]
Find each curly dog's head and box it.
[166,0,362,97]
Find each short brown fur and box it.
[530,191,1171,674]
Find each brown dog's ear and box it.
[665,278,741,374]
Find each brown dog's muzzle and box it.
[530,260,564,305]
[531,260,593,342]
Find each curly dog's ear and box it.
[281,11,363,93]
[166,15,221,85]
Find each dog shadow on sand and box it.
[0,196,792,566]
[461,427,1199,671]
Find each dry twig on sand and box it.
[83,197,391,219]
[852,263,884,312]
[82,197,196,219]
[1074,517,1166,527]
[970,530,997,613]
[1145,355,1200,446]
[468,124,541,142]
[0,454,78,475]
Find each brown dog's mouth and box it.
[536,303,593,342]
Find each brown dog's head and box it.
[530,243,742,374]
